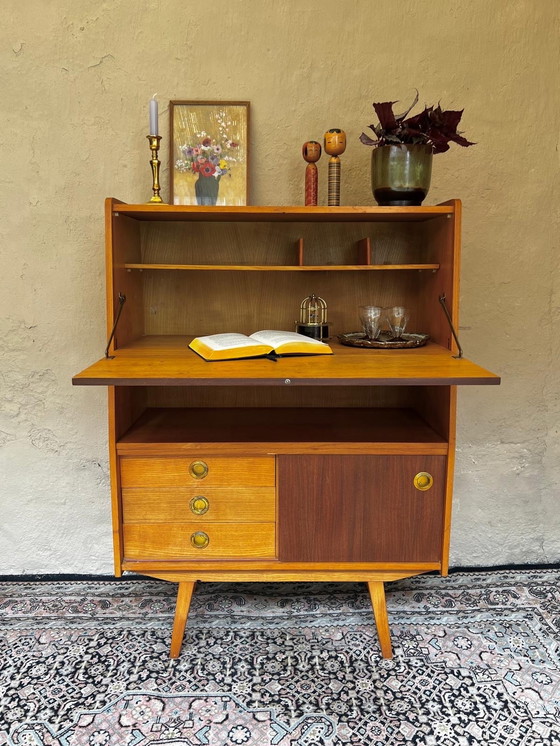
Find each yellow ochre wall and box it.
[1,0,558,572]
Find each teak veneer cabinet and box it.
[73,198,500,659]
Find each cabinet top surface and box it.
[109,198,459,222]
[73,336,499,387]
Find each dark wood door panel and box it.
[278,455,446,562]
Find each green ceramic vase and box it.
[371,144,433,206]
[195,174,220,206]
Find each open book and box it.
[189,330,333,361]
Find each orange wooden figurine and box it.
[302,141,322,206]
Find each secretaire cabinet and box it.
[73,198,499,659]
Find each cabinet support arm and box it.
[105,293,126,359]
[439,294,463,359]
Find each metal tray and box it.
[338,332,430,349]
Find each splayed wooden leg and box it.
[170,581,195,659]
[367,580,393,658]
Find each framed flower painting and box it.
[170,100,249,206]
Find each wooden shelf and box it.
[73,336,500,387]
[112,201,456,223]
[123,263,440,272]
[117,407,448,456]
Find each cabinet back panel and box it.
[139,221,436,266]
[140,271,425,337]
[141,385,418,409]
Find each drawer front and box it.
[123,522,276,559]
[122,486,276,523]
[120,456,275,488]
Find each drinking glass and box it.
[359,305,383,340]
[385,306,409,340]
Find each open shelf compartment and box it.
[116,406,449,456]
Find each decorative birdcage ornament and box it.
[296,294,329,340]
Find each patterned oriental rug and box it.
[0,569,558,746]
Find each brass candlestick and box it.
[147,135,163,203]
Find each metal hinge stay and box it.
[439,294,463,359]
[105,293,126,359]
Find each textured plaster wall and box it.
[1,0,558,574]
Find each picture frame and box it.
[169,100,250,206]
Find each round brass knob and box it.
[189,495,210,515]
[190,531,210,549]
[414,472,434,491]
[189,460,209,479]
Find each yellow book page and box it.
[189,333,272,361]
[250,330,332,355]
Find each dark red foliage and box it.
[372,101,399,131]
[360,95,475,154]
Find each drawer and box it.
[123,522,276,559]
[120,456,275,488]
[122,486,276,523]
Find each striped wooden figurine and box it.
[324,129,346,206]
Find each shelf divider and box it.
[357,237,372,265]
